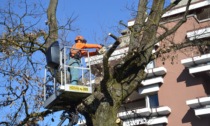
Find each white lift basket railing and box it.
[61,46,93,92]
[43,46,94,109]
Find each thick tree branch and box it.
[128,0,148,53]
[142,0,164,50]
[46,0,58,49]
[103,33,121,80]
[135,0,148,25]
[77,91,104,113]
[122,69,146,101]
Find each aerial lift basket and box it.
[43,41,94,110]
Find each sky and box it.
[56,0,138,46]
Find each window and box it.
[196,6,210,21]
[146,60,155,69]
[119,93,159,112]
[149,94,159,108]
[119,99,146,112]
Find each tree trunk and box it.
[92,102,120,126]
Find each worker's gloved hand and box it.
[98,46,107,54]
[82,39,87,43]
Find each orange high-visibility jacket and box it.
[70,42,101,57]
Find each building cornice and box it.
[162,1,210,18]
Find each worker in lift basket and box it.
[68,35,102,85]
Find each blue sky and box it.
[57,0,137,45]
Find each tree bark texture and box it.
[46,0,58,49]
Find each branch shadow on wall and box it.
[177,68,201,86]
[201,73,210,95]
[177,68,210,95]
[182,109,210,126]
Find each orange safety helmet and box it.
[75,35,84,42]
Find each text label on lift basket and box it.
[69,85,89,92]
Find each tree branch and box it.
[157,0,192,42]
[135,0,148,25]
[155,38,210,57]
[23,95,29,116]
[162,0,182,15]
[18,109,57,126]
[103,33,121,80]
[46,0,58,49]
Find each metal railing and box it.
[43,67,58,101]
[44,46,93,101]
[62,46,92,86]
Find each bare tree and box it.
[0,0,71,125]
[1,0,210,126]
